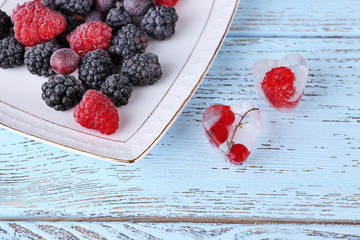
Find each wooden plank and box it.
[0,222,359,240]
[230,0,360,37]
[1,37,359,222]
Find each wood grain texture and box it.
[1,0,360,237]
[1,222,360,240]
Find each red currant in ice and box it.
[203,104,235,147]
[227,144,251,164]
[208,122,228,147]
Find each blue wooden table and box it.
[1,0,360,239]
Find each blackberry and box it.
[41,0,59,11]
[101,74,133,106]
[0,36,24,69]
[78,49,113,90]
[108,24,147,63]
[105,6,132,32]
[122,52,162,86]
[24,41,60,77]
[0,9,11,39]
[41,75,85,111]
[141,5,178,40]
[56,15,84,47]
[55,0,93,16]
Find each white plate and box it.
[0,0,239,164]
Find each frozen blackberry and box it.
[41,75,85,111]
[122,52,162,85]
[56,15,84,47]
[0,36,24,69]
[141,5,178,40]
[78,49,113,90]
[101,74,133,106]
[105,6,132,32]
[0,9,11,39]
[41,0,59,11]
[24,41,60,77]
[55,0,93,16]
[108,24,147,63]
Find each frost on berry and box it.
[67,21,112,54]
[74,90,119,135]
[50,48,80,75]
[11,1,66,46]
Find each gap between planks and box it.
[1,217,360,226]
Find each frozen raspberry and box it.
[124,0,154,16]
[74,90,119,135]
[11,1,66,47]
[67,21,112,54]
[50,48,80,75]
[155,0,178,7]
[261,66,297,108]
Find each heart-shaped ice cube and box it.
[203,102,261,165]
[253,53,308,113]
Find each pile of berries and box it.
[0,0,180,135]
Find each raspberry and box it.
[41,75,85,111]
[141,5,178,40]
[24,41,60,77]
[74,90,119,135]
[100,74,133,107]
[261,66,297,108]
[67,21,112,55]
[11,1,66,47]
[0,36,24,69]
[50,48,80,75]
[122,52,162,85]
[227,144,250,165]
[0,9,11,40]
[155,0,178,7]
